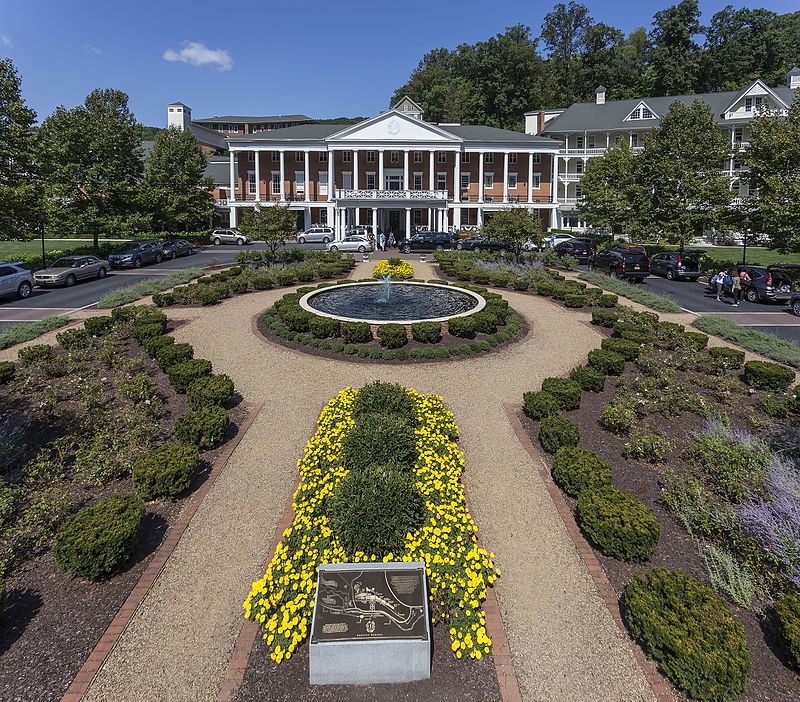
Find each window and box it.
[508,173,518,189]
[319,151,328,163]
[631,133,639,147]
[509,153,518,164]
[272,151,280,162]
[342,172,352,189]
[319,172,328,196]
[614,135,622,146]
[460,173,471,190]
[414,210,422,225]
[294,171,305,195]
[366,151,375,163]
[575,185,583,199]
[390,151,400,163]
[386,174,402,190]
[641,106,653,119]
[461,152,470,163]
[436,172,447,190]
[532,153,541,164]
[576,136,585,149]
[734,127,743,143]
[247,151,255,162]
[320,210,328,225]
[413,151,422,163]
[484,153,494,164]
[247,171,256,195]
[484,172,494,188]
[630,107,641,119]
[437,151,447,163]
[342,151,352,163]
[413,173,423,190]
[366,172,376,189]
[532,173,541,189]
[587,135,595,148]
[295,151,304,161]
[271,172,281,195]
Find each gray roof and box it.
[226,124,349,143]
[194,114,312,124]
[189,122,227,150]
[543,85,798,134]
[439,124,559,145]
[204,157,230,185]
[788,67,800,76]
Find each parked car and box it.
[107,241,163,269]
[297,226,334,244]
[455,236,510,253]
[543,233,575,248]
[589,245,650,282]
[739,264,800,304]
[327,235,373,253]
[521,239,541,252]
[553,238,596,263]
[791,289,800,317]
[160,239,195,259]
[0,261,34,300]
[345,225,372,238]
[399,231,457,253]
[210,228,250,246]
[649,250,702,281]
[34,256,109,287]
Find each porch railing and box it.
[335,188,449,201]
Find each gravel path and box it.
[76,260,652,701]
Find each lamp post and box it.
[38,210,47,270]
[742,215,750,266]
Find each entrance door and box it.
[385,175,403,191]
[388,210,401,237]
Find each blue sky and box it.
[1,0,796,126]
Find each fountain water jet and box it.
[376,274,392,304]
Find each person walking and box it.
[389,231,396,249]
[378,231,386,252]
[731,269,743,305]
[714,268,726,301]
[384,227,392,252]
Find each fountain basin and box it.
[299,282,486,325]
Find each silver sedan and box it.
[326,236,374,253]
[33,256,109,287]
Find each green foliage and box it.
[564,293,586,307]
[693,317,800,369]
[588,348,626,375]
[0,361,15,384]
[186,374,235,410]
[757,392,790,419]
[132,320,166,342]
[0,316,70,350]
[569,365,606,392]
[447,316,478,339]
[18,343,53,366]
[132,443,199,500]
[56,327,90,350]
[624,430,676,463]
[470,310,499,334]
[578,486,660,562]
[540,377,582,411]
[156,342,193,370]
[579,272,683,313]
[598,293,618,307]
[411,322,442,344]
[167,358,212,393]
[743,360,795,392]
[142,334,174,358]
[622,568,751,701]
[96,268,202,308]
[591,308,620,327]
[551,446,612,497]
[661,469,726,540]
[342,412,418,472]
[480,206,543,255]
[377,324,408,349]
[683,331,709,350]
[341,322,372,344]
[239,204,295,265]
[53,494,144,580]
[601,337,640,361]
[328,463,425,556]
[309,316,341,339]
[83,316,115,337]
[522,390,560,421]
[601,401,638,434]
[353,382,418,423]
[708,346,745,369]
[175,405,229,449]
[538,414,580,454]
[700,543,763,611]
[775,593,800,671]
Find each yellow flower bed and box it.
[373,258,414,279]
[244,387,499,663]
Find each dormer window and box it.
[625,102,657,121]
[744,97,764,113]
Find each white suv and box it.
[210,229,250,246]
[297,226,334,244]
[0,262,34,300]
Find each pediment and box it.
[624,101,658,121]
[723,80,789,115]
[326,111,461,143]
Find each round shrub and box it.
[167,358,213,392]
[53,494,144,580]
[601,402,637,434]
[743,360,795,392]
[187,374,235,409]
[564,294,586,308]
[18,344,53,366]
[83,316,115,337]
[538,414,580,454]
[578,487,660,561]
[132,320,167,342]
[682,331,709,350]
[622,568,751,701]
[448,316,477,339]
[175,405,229,449]
[775,593,800,671]
[143,334,175,358]
[353,381,417,422]
[378,324,408,349]
[411,322,442,344]
[708,346,745,369]
[156,342,194,370]
[551,447,612,497]
[309,316,341,339]
[522,390,560,420]
[601,337,640,361]
[0,361,14,385]
[132,443,199,500]
[541,377,582,411]
[588,349,626,376]
[569,365,605,393]
[341,413,418,472]
[328,463,425,556]
[470,310,499,334]
[252,274,274,290]
[56,328,90,350]
[598,293,618,308]
[341,322,372,344]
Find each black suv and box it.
[399,231,457,253]
[589,245,650,282]
[107,240,163,269]
[553,238,597,263]
[649,250,702,281]
[455,236,510,253]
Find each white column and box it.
[503,152,509,203]
[428,208,432,229]
[478,152,484,203]
[429,150,435,190]
[355,207,360,225]
[254,151,261,202]
[551,154,558,204]
[477,207,484,227]
[372,208,378,240]
[405,207,411,238]
[229,205,237,228]
[327,153,334,202]
[454,206,461,229]
[550,208,557,230]
[229,151,236,201]
[353,148,359,190]
[326,205,334,227]
[454,153,461,203]
[303,207,311,230]
[443,208,449,231]
[403,149,409,190]
[303,150,310,202]
[378,150,384,191]
[528,152,535,203]
[279,150,286,202]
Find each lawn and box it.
[0,236,155,261]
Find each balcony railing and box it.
[560,197,584,208]
[559,173,583,182]
[214,198,229,206]
[335,188,448,201]
[559,148,606,156]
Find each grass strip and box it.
[692,315,800,369]
[96,268,203,308]
[578,271,683,313]
[0,316,70,350]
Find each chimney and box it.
[788,68,800,90]
[167,102,192,130]
[595,86,607,105]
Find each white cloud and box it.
[162,41,232,72]
[0,35,12,48]
[84,45,102,55]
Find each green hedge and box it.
[538,414,580,454]
[187,374,235,409]
[341,413,417,472]
[601,337,641,361]
[175,405,229,449]
[56,328,90,350]
[523,390,560,420]
[591,308,619,327]
[448,316,477,339]
[83,316,115,337]
[588,349,626,375]
[353,382,417,423]
[18,344,53,366]
[156,342,194,370]
[775,593,800,671]
[309,316,341,339]
[143,334,175,358]
[341,322,372,344]
[743,360,795,392]
[569,365,606,392]
[132,443,199,500]
[378,324,408,349]
[0,361,14,384]
[167,358,213,392]
[551,447,612,497]
[708,346,745,369]
[540,377,582,411]
[411,322,442,344]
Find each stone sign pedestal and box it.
[309,561,430,685]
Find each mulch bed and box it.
[235,620,502,702]
[0,327,250,702]
[518,360,800,701]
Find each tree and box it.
[0,58,40,239]
[36,88,144,250]
[744,94,800,252]
[649,0,703,96]
[141,126,213,232]
[638,100,733,245]
[239,206,295,265]
[481,207,543,258]
[541,2,593,105]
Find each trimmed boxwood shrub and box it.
[378,324,408,349]
[775,593,800,671]
[156,342,194,370]
[564,294,586,308]
[569,365,605,392]
[187,374,235,409]
[167,358,213,392]
[448,316,477,339]
[309,316,341,339]
[538,414,580,454]
[281,308,314,333]
[622,568,751,701]
[708,346,745,369]
[541,377,582,411]
[132,320,166,342]
[341,413,418,472]
[18,344,53,366]
[598,293,618,307]
[523,390,560,420]
[132,443,199,500]
[275,270,297,286]
[143,334,175,358]
[353,381,417,422]
[551,446,612,497]
[175,405,229,449]
[0,360,14,384]
[588,349,626,375]
[601,337,640,361]
[743,360,795,392]
[84,316,115,337]
[252,274,274,290]
[411,322,442,344]
[577,486,660,562]
[470,310,499,334]
[591,309,619,327]
[56,328,90,350]
[341,322,372,344]
[682,331,709,350]
[53,494,144,580]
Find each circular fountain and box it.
[299,280,486,324]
